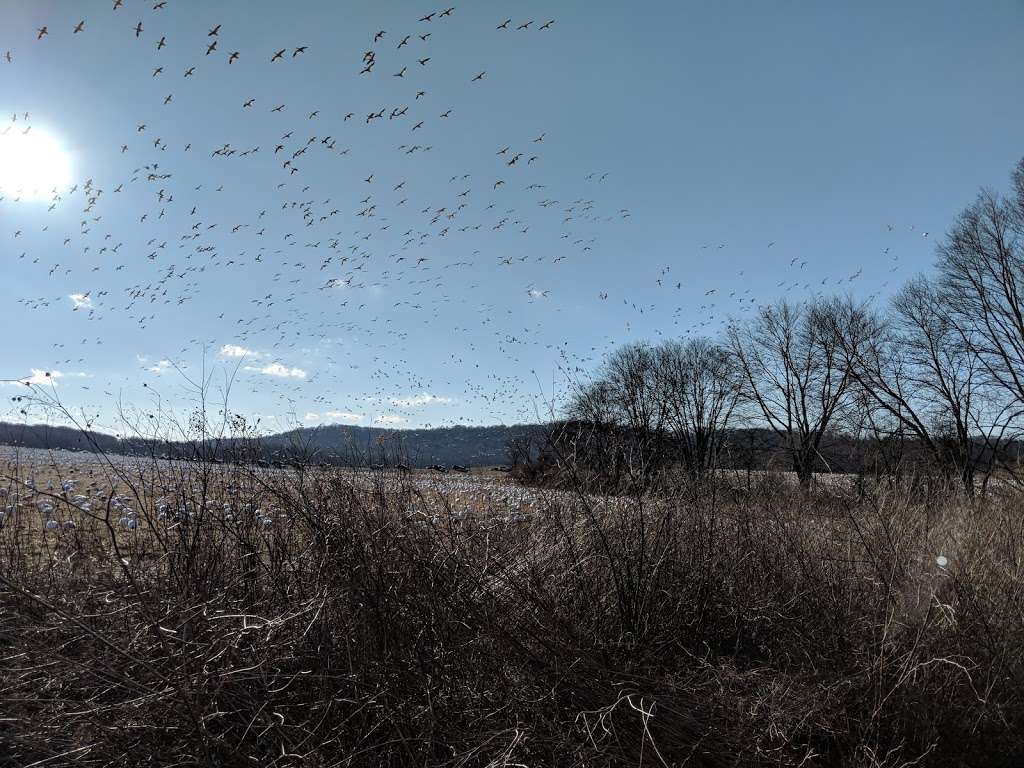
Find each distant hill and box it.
[0,421,543,468]
[248,423,544,467]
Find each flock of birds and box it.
[0,448,557,534]
[0,2,922,431]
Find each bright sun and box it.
[0,128,72,200]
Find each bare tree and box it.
[727,298,851,488]
[831,282,1012,493]
[567,342,670,485]
[937,158,1024,406]
[653,338,739,481]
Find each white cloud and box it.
[374,414,407,426]
[390,392,454,408]
[248,362,307,379]
[325,410,363,422]
[11,369,90,387]
[219,344,259,359]
[69,293,92,310]
[304,410,364,424]
[9,369,64,386]
[148,360,173,374]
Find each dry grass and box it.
[2,446,1023,767]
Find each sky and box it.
[1,0,1022,436]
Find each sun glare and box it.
[0,127,72,200]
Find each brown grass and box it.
[2,449,1023,767]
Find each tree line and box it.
[524,158,1024,494]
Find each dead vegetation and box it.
[2,447,1023,767]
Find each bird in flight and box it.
[134,22,143,37]
[37,26,49,40]
[73,20,85,34]
[208,24,221,37]
[229,51,240,63]
[472,72,486,81]
[293,46,307,57]
[498,19,511,29]
[420,12,436,22]
[539,20,556,30]
[271,48,286,62]
[157,36,166,49]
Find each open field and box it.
[3,447,1024,767]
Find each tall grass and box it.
[2,447,1023,766]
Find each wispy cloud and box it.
[69,293,92,310]
[304,410,363,424]
[389,393,454,408]
[247,362,307,379]
[374,414,407,425]
[219,344,259,359]
[5,369,64,387]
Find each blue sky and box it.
[1,0,1022,435]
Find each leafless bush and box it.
[3,422,1023,766]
